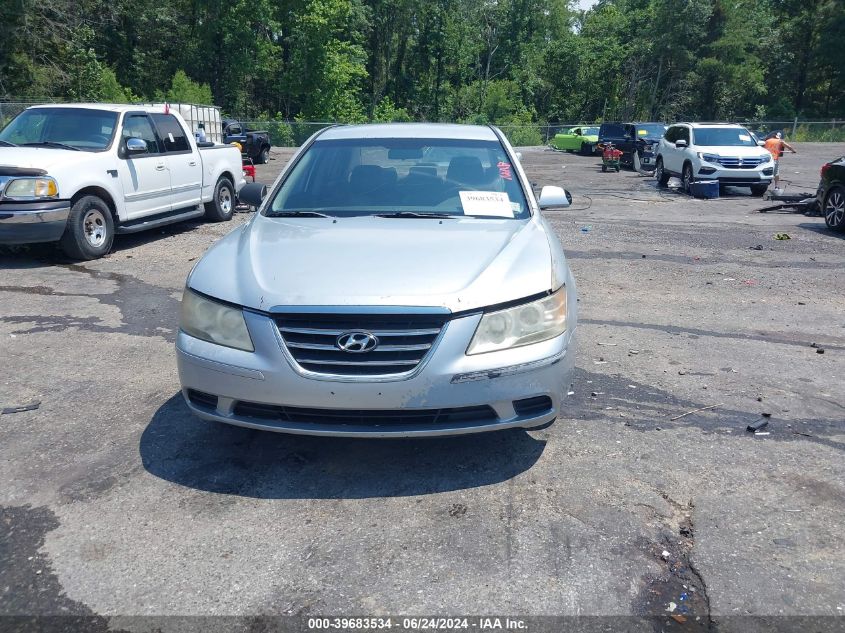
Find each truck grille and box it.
[716,156,764,169]
[274,312,449,377]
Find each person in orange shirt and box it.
[763,132,797,190]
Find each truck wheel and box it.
[59,195,114,260]
[750,184,769,197]
[256,147,270,165]
[205,177,235,222]
[654,158,669,187]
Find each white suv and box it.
[654,123,774,196]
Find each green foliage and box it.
[159,70,214,105]
[1,0,842,138]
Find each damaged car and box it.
[176,123,578,437]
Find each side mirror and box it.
[675,139,688,149]
[757,140,765,147]
[125,137,148,154]
[538,185,572,209]
[238,182,267,208]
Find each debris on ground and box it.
[669,402,723,421]
[1,401,41,415]
[671,614,688,623]
[749,244,764,250]
[580,225,592,233]
[774,233,791,240]
[747,418,769,432]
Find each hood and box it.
[698,145,770,158]
[188,215,555,313]
[0,147,104,173]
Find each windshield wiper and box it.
[0,140,18,147]
[266,210,331,218]
[375,211,460,219]
[21,141,80,151]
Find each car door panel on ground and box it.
[151,113,202,210]
[119,114,172,220]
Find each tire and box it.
[602,165,607,173]
[655,157,669,187]
[580,142,589,155]
[204,177,235,222]
[750,184,769,197]
[824,185,845,231]
[59,195,114,260]
[681,163,694,195]
[256,146,270,165]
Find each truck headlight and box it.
[180,288,254,352]
[696,152,720,163]
[760,153,772,163]
[3,177,59,199]
[467,287,567,355]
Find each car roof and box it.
[28,103,174,114]
[318,123,500,141]
[675,122,748,128]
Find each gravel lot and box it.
[1,142,844,632]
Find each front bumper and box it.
[176,310,576,437]
[0,200,71,244]
[696,165,773,186]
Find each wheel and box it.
[615,166,620,172]
[602,164,607,172]
[580,142,589,155]
[256,146,270,165]
[566,149,574,153]
[824,185,845,231]
[59,195,114,260]
[682,163,694,194]
[204,177,235,222]
[655,157,669,187]
[750,184,769,197]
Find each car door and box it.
[621,124,637,161]
[151,113,202,210]
[118,113,172,220]
[661,126,681,173]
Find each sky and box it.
[577,0,599,9]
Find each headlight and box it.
[3,177,59,199]
[760,153,771,163]
[467,287,567,355]
[696,152,720,163]
[180,288,254,352]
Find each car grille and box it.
[232,401,497,427]
[715,156,764,169]
[273,312,450,377]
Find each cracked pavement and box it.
[1,142,844,632]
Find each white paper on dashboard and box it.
[459,191,514,217]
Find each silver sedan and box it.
[177,123,577,436]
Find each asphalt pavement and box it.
[1,142,844,632]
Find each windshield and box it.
[581,127,598,135]
[0,107,118,151]
[692,127,757,147]
[636,124,666,137]
[267,137,530,219]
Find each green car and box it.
[550,126,599,155]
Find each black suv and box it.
[598,122,667,171]
[818,155,845,231]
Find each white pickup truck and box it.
[0,104,245,259]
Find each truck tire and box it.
[256,146,270,165]
[750,184,769,197]
[654,157,669,187]
[59,195,114,260]
[204,177,235,222]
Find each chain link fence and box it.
[3,100,843,146]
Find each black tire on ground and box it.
[682,163,694,195]
[256,146,270,164]
[526,418,556,431]
[750,184,769,197]
[580,142,590,155]
[59,195,115,261]
[615,166,620,172]
[602,164,607,173]
[824,185,845,231]
[655,157,669,187]
[204,177,235,222]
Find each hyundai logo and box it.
[336,331,379,353]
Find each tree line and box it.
[1,0,843,130]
